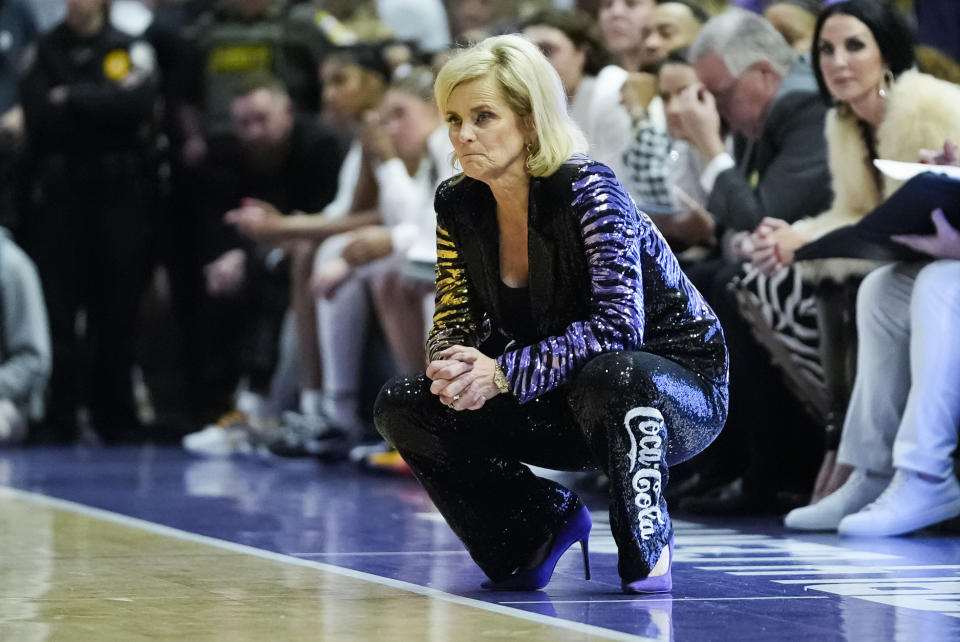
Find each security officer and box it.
[20,0,159,443]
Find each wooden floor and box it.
[0,489,629,641]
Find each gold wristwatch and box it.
[493,363,509,395]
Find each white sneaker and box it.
[783,469,889,531]
[838,470,960,537]
[183,411,259,458]
[0,399,26,445]
[348,441,391,463]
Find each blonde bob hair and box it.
[434,34,588,177]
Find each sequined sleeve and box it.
[497,166,646,403]
[426,220,479,361]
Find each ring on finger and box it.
[453,394,461,402]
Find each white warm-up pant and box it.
[314,233,434,410]
[837,260,960,480]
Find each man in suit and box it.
[679,8,832,232]
[666,9,833,514]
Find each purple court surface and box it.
[2,445,958,640]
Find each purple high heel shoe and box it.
[622,536,674,594]
[481,505,592,591]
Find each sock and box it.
[299,389,325,416]
[323,391,360,436]
[236,390,268,423]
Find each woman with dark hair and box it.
[745,0,958,278]
[375,35,728,593]
[522,9,631,180]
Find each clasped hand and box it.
[426,346,501,412]
[225,198,291,241]
[745,217,805,275]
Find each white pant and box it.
[837,261,960,479]
[315,234,433,403]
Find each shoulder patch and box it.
[103,49,132,81]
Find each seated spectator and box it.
[666,8,833,513]
[223,46,390,445]
[681,8,832,234]
[266,66,455,459]
[0,227,50,446]
[226,46,392,240]
[596,0,656,178]
[645,47,724,250]
[745,0,960,278]
[619,0,705,129]
[598,0,655,73]
[620,1,707,211]
[785,141,960,535]
[641,0,709,65]
[181,72,345,456]
[521,9,631,179]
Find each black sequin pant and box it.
[374,351,728,581]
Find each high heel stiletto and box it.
[481,505,592,590]
[621,536,674,594]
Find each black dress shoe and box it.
[665,472,737,504]
[678,478,783,515]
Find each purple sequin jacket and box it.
[427,156,728,404]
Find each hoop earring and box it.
[525,142,534,155]
[878,67,894,99]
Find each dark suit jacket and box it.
[707,59,833,232]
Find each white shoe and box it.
[783,469,889,531]
[838,470,960,537]
[267,411,357,459]
[183,411,259,458]
[348,440,391,463]
[0,399,26,445]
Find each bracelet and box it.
[493,363,509,395]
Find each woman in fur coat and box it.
[746,1,960,273]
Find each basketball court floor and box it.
[1,445,957,640]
